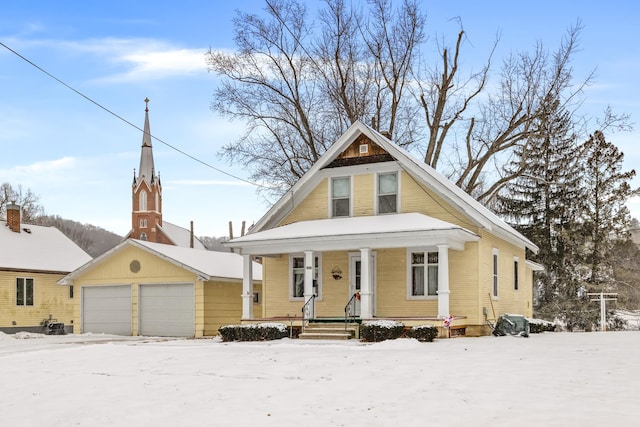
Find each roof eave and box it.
[226,228,479,256]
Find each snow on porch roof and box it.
[225,213,479,255]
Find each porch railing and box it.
[301,294,316,334]
[344,292,359,332]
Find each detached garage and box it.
[82,285,132,335]
[139,283,194,337]
[59,239,262,337]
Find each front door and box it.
[349,253,376,318]
[349,256,362,316]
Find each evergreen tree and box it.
[496,103,587,324]
[581,131,638,290]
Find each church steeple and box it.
[130,98,163,242]
[136,97,156,186]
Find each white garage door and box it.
[139,283,195,337]
[82,285,132,335]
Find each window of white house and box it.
[331,177,350,217]
[409,251,438,297]
[514,257,519,291]
[378,172,398,214]
[69,285,74,299]
[492,249,499,298]
[16,277,34,306]
[290,255,321,299]
[139,190,147,211]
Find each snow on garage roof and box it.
[59,239,261,284]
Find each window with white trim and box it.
[513,257,519,291]
[409,251,438,297]
[139,190,147,211]
[492,248,499,298]
[378,172,398,214]
[16,277,34,306]
[331,177,350,217]
[139,218,148,228]
[290,254,321,299]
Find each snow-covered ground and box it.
[1,331,637,426]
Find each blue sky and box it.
[1,1,639,237]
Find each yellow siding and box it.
[400,171,479,231]
[261,255,299,318]
[203,281,261,335]
[0,270,74,330]
[449,242,481,320]
[73,245,196,285]
[353,174,374,216]
[477,230,531,322]
[314,251,351,317]
[203,280,240,335]
[282,179,329,224]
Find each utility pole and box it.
[588,292,618,332]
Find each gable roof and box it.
[247,120,538,253]
[0,220,92,274]
[58,239,261,285]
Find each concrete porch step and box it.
[298,332,352,340]
[300,322,359,340]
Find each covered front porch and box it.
[226,213,480,335]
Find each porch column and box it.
[241,255,254,320]
[304,250,315,318]
[360,247,373,319]
[437,244,450,318]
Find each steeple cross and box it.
[144,97,150,112]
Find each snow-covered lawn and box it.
[1,331,637,426]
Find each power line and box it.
[0,40,267,189]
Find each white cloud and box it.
[2,156,76,177]
[3,36,208,82]
[98,46,208,83]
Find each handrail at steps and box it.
[301,294,316,334]
[344,292,360,332]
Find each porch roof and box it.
[225,213,479,255]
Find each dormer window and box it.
[378,172,398,214]
[331,177,351,217]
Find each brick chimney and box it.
[6,202,21,233]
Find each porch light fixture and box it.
[331,266,342,280]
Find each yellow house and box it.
[0,203,91,333]
[226,122,543,336]
[58,239,262,337]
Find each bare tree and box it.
[0,182,44,223]
[206,0,322,195]
[208,4,629,210]
[206,0,424,197]
[363,0,424,143]
[416,22,594,203]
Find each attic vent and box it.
[359,144,369,154]
[22,228,31,234]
